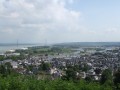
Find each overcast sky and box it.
[0,0,120,44]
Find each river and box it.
[0,44,38,54]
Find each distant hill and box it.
[54,42,120,47]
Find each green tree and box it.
[0,56,5,61]
[66,68,76,80]
[94,68,102,75]
[0,65,6,75]
[114,70,120,89]
[85,76,93,83]
[100,69,112,85]
[39,62,51,71]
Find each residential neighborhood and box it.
[0,46,120,81]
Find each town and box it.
[0,44,120,82]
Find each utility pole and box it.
[17,39,18,49]
[45,39,47,46]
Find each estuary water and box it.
[0,44,37,54]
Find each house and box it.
[7,49,15,53]
[11,61,18,69]
[2,59,12,64]
[79,72,86,79]
[0,53,5,56]
[6,53,20,56]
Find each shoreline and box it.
[0,44,39,54]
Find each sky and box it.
[0,0,120,44]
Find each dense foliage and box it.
[0,75,113,90]
[1,63,120,90]
[0,65,117,90]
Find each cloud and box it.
[0,0,84,43]
[106,27,119,33]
